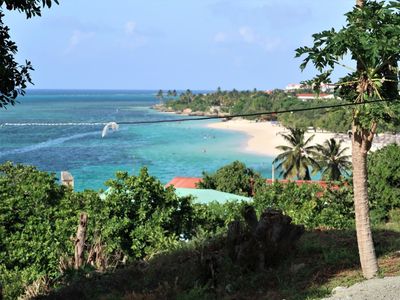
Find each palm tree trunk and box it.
[352,126,378,279]
[352,0,378,279]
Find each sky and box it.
[4,0,354,90]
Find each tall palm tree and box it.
[315,138,351,181]
[273,128,319,180]
[295,0,400,278]
[351,0,378,278]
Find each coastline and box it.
[153,106,399,158]
[207,119,352,158]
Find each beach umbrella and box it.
[101,122,119,138]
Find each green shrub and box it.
[198,161,259,197]
[191,201,247,235]
[0,162,67,299]
[253,181,354,229]
[0,163,195,299]
[95,167,195,259]
[368,144,400,221]
[388,208,400,224]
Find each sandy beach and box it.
[208,119,400,158]
[208,119,352,158]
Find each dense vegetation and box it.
[165,89,356,133]
[296,0,400,279]
[197,160,260,197]
[164,87,400,134]
[272,129,351,181]
[368,144,400,222]
[1,143,400,299]
[0,164,195,299]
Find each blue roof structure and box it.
[174,188,251,204]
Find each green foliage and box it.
[0,0,59,107]
[1,0,59,18]
[296,0,400,130]
[98,167,194,259]
[166,88,357,133]
[191,201,246,234]
[4,154,400,298]
[368,144,400,220]
[197,161,259,197]
[273,128,320,180]
[0,12,33,108]
[253,181,354,229]
[314,138,352,181]
[0,163,195,299]
[0,162,67,299]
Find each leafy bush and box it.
[198,161,259,197]
[253,181,354,229]
[0,162,68,299]
[100,168,194,259]
[0,163,195,299]
[368,144,400,221]
[191,201,247,235]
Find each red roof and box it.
[165,177,202,189]
[166,177,340,190]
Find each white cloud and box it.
[214,32,228,43]
[65,30,94,54]
[238,26,281,52]
[125,21,137,35]
[261,38,282,52]
[120,21,148,49]
[239,26,256,43]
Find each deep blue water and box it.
[0,90,273,191]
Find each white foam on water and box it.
[0,131,100,158]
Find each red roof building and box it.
[165,177,202,189]
[166,177,340,190]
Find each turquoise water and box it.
[0,90,274,191]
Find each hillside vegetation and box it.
[1,145,400,299]
[162,89,399,133]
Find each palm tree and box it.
[315,138,351,181]
[273,128,319,180]
[351,0,379,278]
[295,0,400,278]
[156,89,164,104]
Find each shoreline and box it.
[207,119,352,158]
[152,107,399,158]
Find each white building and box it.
[296,93,336,101]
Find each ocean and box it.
[0,90,274,191]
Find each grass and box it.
[36,224,400,300]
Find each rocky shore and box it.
[151,104,230,117]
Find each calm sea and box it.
[0,90,273,191]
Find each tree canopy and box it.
[368,143,400,218]
[197,161,260,197]
[0,0,59,108]
[315,138,351,181]
[295,0,400,131]
[295,0,400,279]
[273,128,319,180]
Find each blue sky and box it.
[5,0,353,90]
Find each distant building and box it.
[285,82,335,93]
[165,177,202,189]
[320,83,336,92]
[285,83,304,91]
[296,93,335,101]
